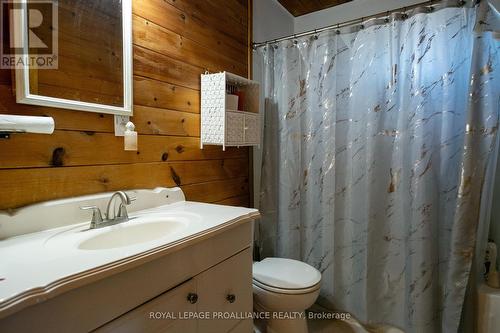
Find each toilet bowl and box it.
[252,258,322,333]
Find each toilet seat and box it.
[253,257,322,294]
[253,278,321,295]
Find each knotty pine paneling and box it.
[216,195,250,207]
[277,0,352,17]
[133,0,247,62]
[0,159,249,209]
[0,0,251,210]
[132,15,247,76]
[133,45,202,90]
[182,177,249,203]
[133,76,200,113]
[161,0,248,43]
[0,132,248,169]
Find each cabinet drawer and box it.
[244,113,259,144]
[95,279,197,333]
[196,248,253,333]
[226,111,244,144]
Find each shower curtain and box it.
[257,2,499,332]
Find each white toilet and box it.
[252,258,322,333]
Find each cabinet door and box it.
[226,111,245,145]
[95,279,197,333]
[196,248,253,333]
[244,113,259,145]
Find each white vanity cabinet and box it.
[96,248,253,333]
[196,248,253,332]
[96,279,198,333]
[0,220,255,333]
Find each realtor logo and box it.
[1,0,58,69]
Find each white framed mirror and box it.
[11,0,133,115]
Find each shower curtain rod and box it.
[252,0,474,49]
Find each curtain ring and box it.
[385,11,390,23]
[293,35,298,45]
[336,24,341,35]
[428,1,435,12]
[402,8,409,20]
[360,18,365,30]
[313,29,319,40]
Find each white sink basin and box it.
[44,212,200,251]
[78,220,185,250]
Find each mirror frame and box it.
[13,0,133,116]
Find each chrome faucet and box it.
[80,191,135,229]
[106,191,133,222]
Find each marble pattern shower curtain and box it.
[258,2,499,332]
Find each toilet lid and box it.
[253,258,321,290]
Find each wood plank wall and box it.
[0,0,251,210]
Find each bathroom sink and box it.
[43,212,199,251]
[78,219,185,250]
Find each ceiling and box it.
[277,0,353,17]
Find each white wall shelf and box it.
[200,72,260,151]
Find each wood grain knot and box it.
[169,167,181,186]
[162,152,169,161]
[175,145,185,154]
[51,147,65,167]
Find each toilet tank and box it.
[477,284,500,332]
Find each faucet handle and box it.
[80,206,104,228]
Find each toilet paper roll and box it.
[0,114,55,134]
